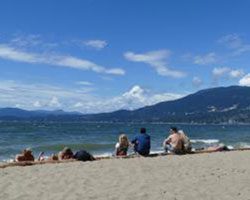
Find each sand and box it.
[0,151,250,200]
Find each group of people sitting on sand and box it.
[115,127,192,157]
[15,126,229,163]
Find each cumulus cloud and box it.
[83,40,107,50]
[124,50,186,78]
[229,69,245,78]
[218,34,250,55]
[0,80,96,111]
[193,52,217,65]
[212,67,245,79]
[48,97,61,107]
[239,74,250,86]
[192,77,203,87]
[212,67,231,77]
[33,100,42,108]
[0,80,184,113]
[0,44,125,75]
[100,85,184,111]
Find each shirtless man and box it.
[163,127,184,154]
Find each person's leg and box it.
[164,144,173,153]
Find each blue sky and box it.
[0,0,250,113]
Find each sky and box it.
[0,0,250,113]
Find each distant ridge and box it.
[0,108,81,118]
[1,86,250,123]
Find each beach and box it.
[1,151,250,200]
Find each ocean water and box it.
[1,121,250,162]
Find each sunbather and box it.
[58,147,74,160]
[15,148,35,162]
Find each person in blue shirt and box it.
[131,128,151,156]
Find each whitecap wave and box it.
[190,139,219,144]
[236,142,250,148]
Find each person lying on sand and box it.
[37,152,59,161]
[199,144,230,152]
[163,127,184,154]
[37,148,95,162]
[15,148,35,162]
[58,147,74,160]
[131,128,151,156]
[115,134,130,156]
[73,150,95,161]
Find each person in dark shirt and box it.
[74,150,95,161]
[131,128,151,156]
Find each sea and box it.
[1,121,250,162]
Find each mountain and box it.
[0,108,81,119]
[81,86,250,123]
[1,86,250,123]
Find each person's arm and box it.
[164,136,172,145]
[31,155,35,162]
[131,136,137,144]
[58,152,63,160]
[114,143,120,156]
[15,155,21,162]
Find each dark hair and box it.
[170,127,178,133]
[140,128,146,134]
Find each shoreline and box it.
[1,148,250,169]
[1,120,250,125]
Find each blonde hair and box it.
[118,134,129,148]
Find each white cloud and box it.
[73,102,84,108]
[0,44,125,75]
[10,34,58,49]
[212,67,245,79]
[192,77,203,87]
[48,97,61,107]
[239,74,250,86]
[0,80,96,111]
[10,34,42,47]
[0,80,184,113]
[193,52,217,65]
[76,81,93,86]
[103,85,184,111]
[218,34,242,49]
[124,50,186,78]
[83,40,107,50]
[33,101,42,108]
[212,67,231,77]
[218,34,250,55]
[229,69,245,78]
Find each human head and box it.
[62,147,73,157]
[140,128,146,134]
[170,127,178,134]
[51,154,58,160]
[23,148,32,156]
[119,134,129,147]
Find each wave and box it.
[190,139,219,144]
[234,142,250,148]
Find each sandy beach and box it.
[0,151,250,200]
